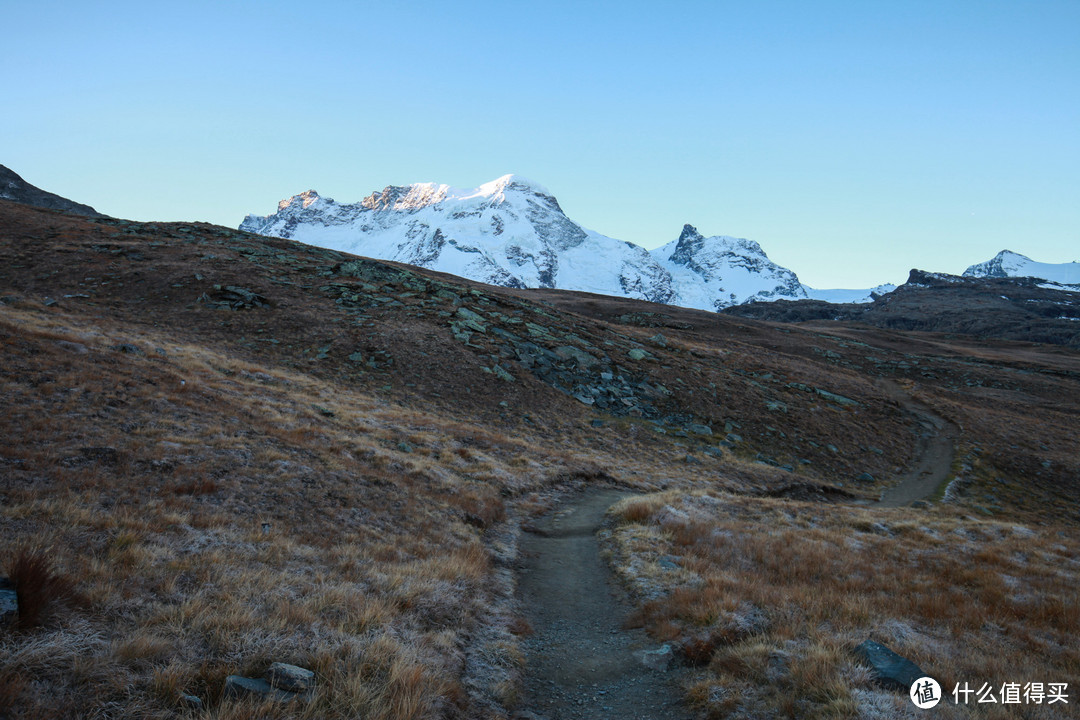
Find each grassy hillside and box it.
[1,200,1077,719]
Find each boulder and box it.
[266,662,315,692]
[455,307,488,332]
[1,578,17,625]
[853,640,926,691]
[178,694,203,711]
[223,675,297,702]
[554,345,599,368]
[816,389,860,406]
[55,340,88,354]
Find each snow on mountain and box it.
[964,250,1080,285]
[649,225,807,310]
[804,284,898,304]
[240,175,854,311]
[241,174,680,304]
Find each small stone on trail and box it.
[636,644,675,671]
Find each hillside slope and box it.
[1,199,1078,719]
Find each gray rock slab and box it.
[1,578,17,625]
[223,675,297,702]
[265,662,315,692]
[854,639,926,691]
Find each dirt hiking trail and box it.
[516,488,692,720]
[876,379,959,508]
[513,385,955,717]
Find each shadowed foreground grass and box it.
[608,492,1080,719]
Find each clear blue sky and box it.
[5,1,1078,288]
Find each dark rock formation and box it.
[725,269,1080,346]
[0,165,102,217]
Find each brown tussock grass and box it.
[608,491,1080,719]
[4,546,83,630]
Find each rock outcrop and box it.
[0,165,102,217]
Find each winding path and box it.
[875,380,960,508]
[516,488,692,720]
[512,384,956,717]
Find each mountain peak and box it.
[278,189,321,212]
[678,224,704,243]
[965,249,1080,284]
[240,177,810,312]
[458,174,550,203]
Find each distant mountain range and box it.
[723,268,1080,347]
[239,175,894,312]
[3,165,1076,314]
[241,175,1080,311]
[0,165,101,217]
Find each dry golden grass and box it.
[3,202,1080,719]
[0,306,576,719]
[607,491,1080,719]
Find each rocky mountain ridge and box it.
[0,165,101,217]
[724,268,1080,347]
[964,249,1080,286]
[240,175,832,312]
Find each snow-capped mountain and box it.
[649,224,808,310]
[964,250,1080,286]
[242,175,677,303]
[240,175,817,311]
